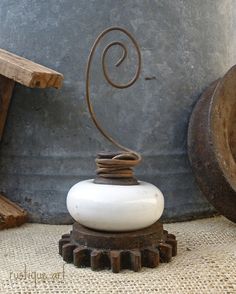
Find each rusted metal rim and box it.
[188,65,236,223]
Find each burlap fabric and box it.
[0,216,235,293]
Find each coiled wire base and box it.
[94,151,141,185]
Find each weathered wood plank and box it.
[0,194,27,230]
[0,48,63,88]
[0,75,15,140]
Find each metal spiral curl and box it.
[85,27,142,185]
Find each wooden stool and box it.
[0,48,63,229]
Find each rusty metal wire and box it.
[85,27,142,185]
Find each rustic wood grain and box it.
[0,48,64,140]
[0,194,27,230]
[0,75,15,140]
[0,48,63,88]
[0,49,64,226]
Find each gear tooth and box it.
[166,238,177,256]
[62,243,76,263]
[58,238,70,255]
[129,250,141,272]
[142,247,160,268]
[73,246,90,267]
[61,233,70,239]
[110,250,121,273]
[91,250,102,271]
[158,243,172,263]
[167,233,176,240]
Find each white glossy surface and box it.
[67,179,164,232]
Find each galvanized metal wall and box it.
[0,0,235,223]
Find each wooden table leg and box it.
[0,74,15,141]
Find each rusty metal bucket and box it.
[188,66,236,223]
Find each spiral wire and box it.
[85,27,142,184]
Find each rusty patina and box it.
[188,65,236,223]
[59,222,177,273]
[85,27,142,185]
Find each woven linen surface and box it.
[0,216,235,294]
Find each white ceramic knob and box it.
[66,179,164,232]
